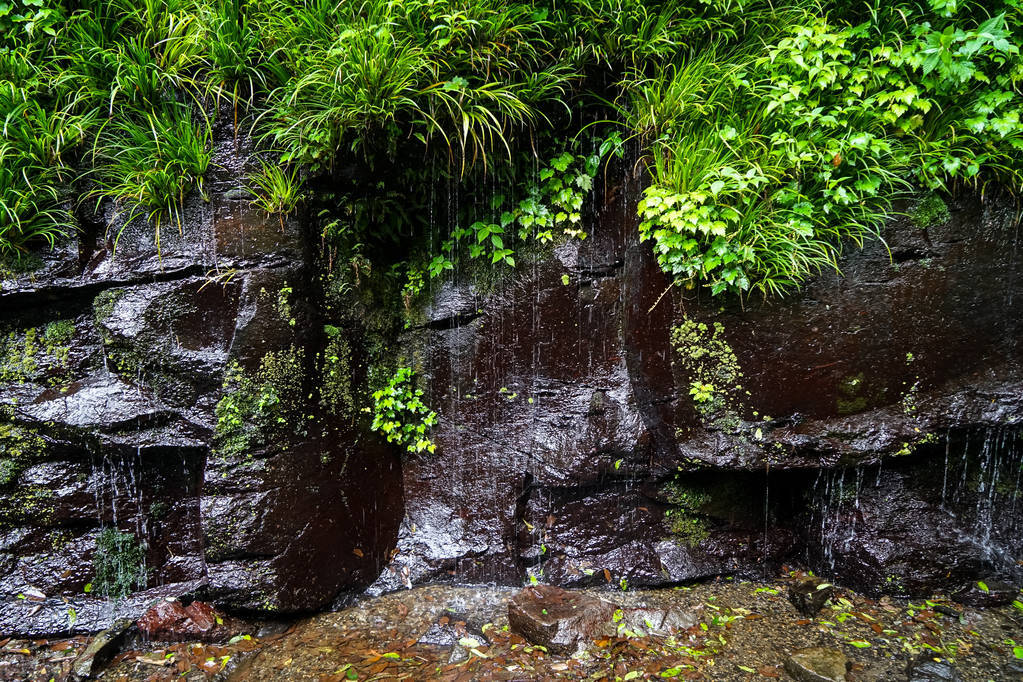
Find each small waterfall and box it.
[809,426,1023,584]
[942,426,1023,570]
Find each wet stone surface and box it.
[382,188,1023,597]
[784,647,848,682]
[0,127,401,634]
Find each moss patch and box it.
[837,373,868,415]
[671,319,745,414]
[910,193,950,229]
[214,346,307,459]
[320,326,354,416]
[92,527,147,599]
[662,480,711,548]
[0,419,45,488]
[92,288,125,329]
[0,320,75,386]
[0,252,43,282]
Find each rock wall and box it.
[0,133,400,636]
[375,173,1023,598]
[2,142,1021,636]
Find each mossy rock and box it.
[910,193,951,230]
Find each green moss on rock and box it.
[910,193,951,229]
[320,327,354,416]
[671,319,748,424]
[214,346,306,459]
[0,419,45,488]
[661,479,711,548]
[93,527,147,599]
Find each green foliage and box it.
[247,161,303,230]
[370,367,437,454]
[425,136,621,279]
[1,0,1022,302]
[206,0,266,106]
[91,103,212,248]
[688,381,715,404]
[92,527,146,599]
[629,3,1023,296]
[0,0,64,49]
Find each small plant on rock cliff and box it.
[247,161,303,231]
[369,367,437,454]
[688,381,715,404]
[92,527,146,599]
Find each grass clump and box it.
[247,161,303,231]
[0,0,1021,300]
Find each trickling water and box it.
[810,427,1023,584]
[761,461,770,577]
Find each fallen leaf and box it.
[352,548,364,558]
[603,569,611,583]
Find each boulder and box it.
[137,599,245,642]
[508,585,615,654]
[951,579,1018,607]
[906,656,963,682]
[784,647,848,682]
[70,618,133,681]
[788,577,836,617]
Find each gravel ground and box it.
[3,571,1023,681]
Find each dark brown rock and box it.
[906,656,963,682]
[508,585,615,654]
[788,577,836,617]
[136,599,244,642]
[70,618,133,680]
[0,128,403,633]
[379,185,1023,597]
[952,579,1018,607]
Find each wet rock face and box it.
[0,131,401,635]
[382,184,1023,596]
